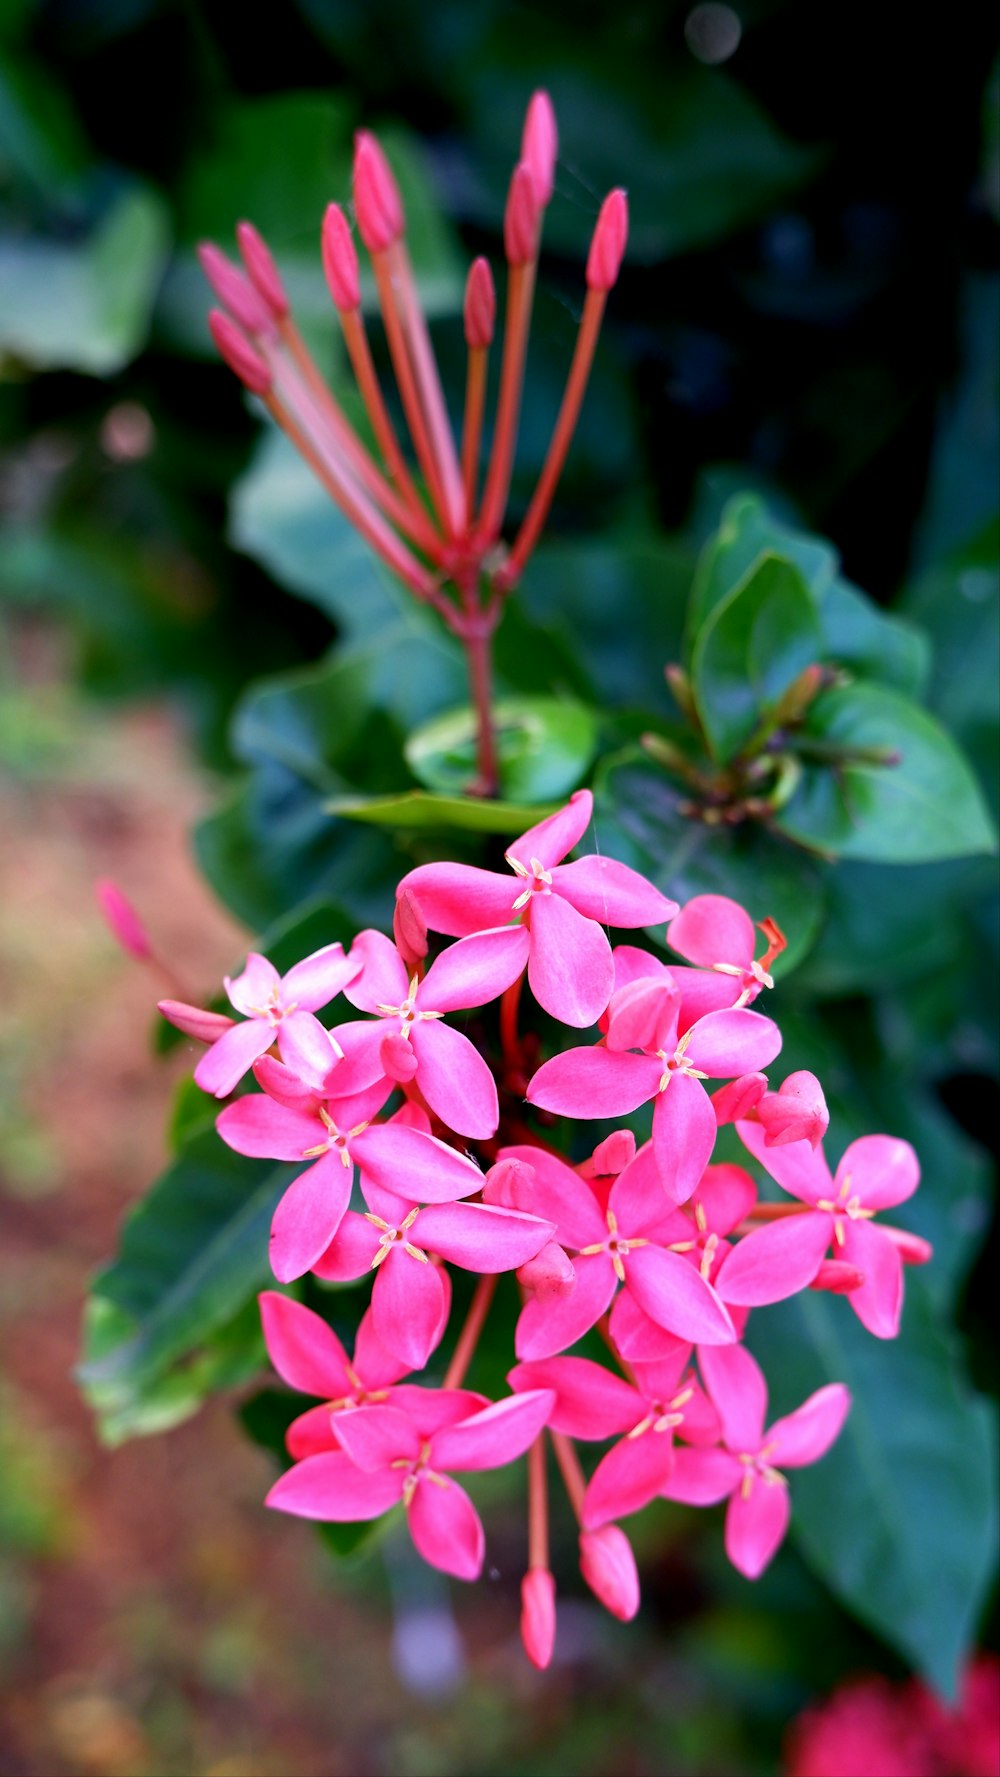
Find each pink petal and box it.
[610,1291,688,1363]
[516,1240,576,1299]
[724,1478,791,1578]
[420,925,529,1013]
[217,1094,321,1161]
[286,1403,340,1458]
[277,1010,343,1086]
[629,1347,691,1402]
[407,1476,484,1580]
[327,1077,396,1128]
[697,1343,768,1452]
[667,895,756,968]
[326,1020,391,1094]
[266,1451,403,1520]
[582,1427,677,1528]
[695,1163,758,1236]
[515,1254,616,1359]
[352,1123,483,1204]
[194,1020,274,1097]
[507,789,593,871]
[712,1073,768,1125]
[371,1249,449,1369]
[253,1055,322,1110]
[415,1200,554,1273]
[410,1019,498,1140]
[756,1071,829,1149]
[604,977,680,1055]
[672,1379,722,1446]
[661,1446,741,1506]
[354,1308,411,1389]
[310,1210,381,1281]
[496,1146,607,1249]
[258,1290,351,1397]
[159,1000,235,1044]
[551,856,678,927]
[683,1008,782,1079]
[652,1072,718,1205]
[508,1357,640,1439]
[767,1383,851,1467]
[430,1389,556,1472]
[610,1141,679,1238]
[270,1152,353,1283]
[225,952,280,1016]
[396,863,517,937]
[608,944,671,996]
[624,1246,735,1346]
[527,892,615,1028]
[835,1135,920,1210]
[342,929,409,1013]
[282,941,360,1012]
[713,1211,833,1307]
[527,1045,661,1119]
[673,966,745,1029]
[389,1386,488,1437]
[842,1219,905,1338]
[333,1403,420,1471]
[357,1175,413,1225]
[735,1119,833,1205]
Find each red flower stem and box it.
[391,242,466,536]
[461,343,489,515]
[462,614,500,796]
[372,251,452,533]
[477,259,536,541]
[500,967,526,1071]
[501,287,606,588]
[442,1274,497,1390]
[527,1434,549,1570]
[550,1430,586,1524]
[736,1202,810,1235]
[595,1313,639,1387]
[338,306,436,533]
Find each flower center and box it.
[737,1441,786,1499]
[375,973,445,1029]
[578,1207,649,1281]
[246,984,298,1026]
[365,1204,428,1267]
[301,1105,369,1163]
[509,854,553,911]
[392,1440,451,1506]
[656,1026,709,1093]
[816,1174,876,1244]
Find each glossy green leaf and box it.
[775,683,997,862]
[405,697,598,802]
[686,494,837,653]
[691,553,824,761]
[327,788,556,834]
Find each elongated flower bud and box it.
[758,1070,829,1149]
[810,1259,866,1295]
[586,189,628,291]
[208,310,272,394]
[521,90,558,207]
[353,130,404,253]
[711,1072,768,1125]
[96,878,152,960]
[322,203,362,313]
[380,1029,419,1083]
[520,1568,556,1669]
[236,221,289,319]
[579,1525,640,1621]
[198,242,274,336]
[158,999,236,1044]
[884,1227,934,1265]
[464,257,496,349]
[393,888,428,971]
[504,161,541,266]
[482,1156,536,1209]
[589,1130,636,1177]
[516,1241,575,1300]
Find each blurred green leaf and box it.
[327,787,557,833]
[405,696,598,801]
[690,553,823,761]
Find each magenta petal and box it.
[768,1383,851,1467]
[674,966,745,1030]
[159,1000,235,1045]
[258,1291,351,1397]
[430,1389,555,1472]
[725,1479,791,1578]
[507,789,593,871]
[583,1428,677,1528]
[527,892,615,1028]
[389,1386,488,1437]
[217,1094,318,1160]
[334,1404,420,1472]
[835,1135,920,1210]
[528,1045,661,1119]
[415,1201,554,1273]
[410,1019,498,1140]
[270,1152,352,1283]
[667,895,756,968]
[695,1164,758,1236]
[735,1119,832,1204]
[683,1008,782,1078]
[609,1141,678,1239]
[324,1020,388,1094]
[342,929,409,1013]
[609,1291,687,1363]
[508,1357,639,1439]
[310,1210,381,1281]
[253,1055,322,1109]
[225,952,280,1015]
[496,1146,607,1248]
[266,1451,403,1520]
[605,977,680,1055]
[661,1446,741,1506]
[407,1476,484,1580]
[354,1308,411,1389]
[282,942,360,1012]
[421,925,529,1012]
[625,1246,735,1346]
[286,1404,340,1458]
[372,1250,449,1369]
[842,1219,904,1338]
[551,856,678,927]
[396,863,517,937]
[195,1019,274,1097]
[515,1255,616,1360]
[652,1072,718,1206]
[277,1010,343,1086]
[697,1343,768,1452]
[353,1123,483,1204]
[714,1211,832,1307]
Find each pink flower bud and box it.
[758,1070,829,1149]
[158,999,237,1044]
[96,878,152,960]
[380,1030,419,1083]
[207,310,272,395]
[883,1227,933,1266]
[589,1130,636,1176]
[463,256,496,349]
[197,242,274,336]
[586,188,628,292]
[810,1259,866,1295]
[521,90,558,207]
[579,1525,640,1621]
[235,221,289,318]
[322,203,362,313]
[393,888,428,971]
[482,1155,536,1209]
[520,1567,556,1669]
[504,161,541,266]
[516,1241,575,1300]
[711,1072,768,1125]
[353,131,405,253]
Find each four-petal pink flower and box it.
[187,944,360,1097]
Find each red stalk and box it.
[339,307,438,539]
[550,1430,587,1523]
[372,250,452,531]
[442,1275,497,1389]
[477,259,536,542]
[391,241,466,536]
[527,1435,549,1569]
[461,345,489,514]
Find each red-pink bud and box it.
[207,310,272,394]
[883,1226,934,1266]
[463,256,496,349]
[590,1130,636,1177]
[322,203,362,313]
[158,999,236,1044]
[521,90,558,207]
[586,188,628,292]
[516,1241,576,1301]
[711,1072,768,1125]
[197,242,274,336]
[579,1526,640,1621]
[482,1155,535,1209]
[380,1030,419,1084]
[96,878,152,960]
[758,1070,829,1150]
[504,161,541,266]
[810,1259,866,1295]
[353,130,405,253]
[235,221,289,318]
[393,888,428,971]
[520,1568,556,1669]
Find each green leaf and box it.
[749,1282,998,1694]
[775,683,997,862]
[327,788,556,834]
[691,553,824,761]
[405,697,598,802]
[686,494,837,652]
[818,578,929,699]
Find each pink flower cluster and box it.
[784,1653,1000,1777]
[162,789,930,1668]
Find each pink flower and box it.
[662,1343,850,1578]
[667,894,786,1007]
[329,923,529,1136]
[612,1162,757,1362]
[177,944,361,1098]
[713,1068,829,1150]
[266,1390,555,1580]
[716,1123,921,1336]
[397,791,677,1027]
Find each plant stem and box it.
[442,1275,497,1390]
[463,616,500,796]
[527,1435,549,1569]
[549,1430,587,1523]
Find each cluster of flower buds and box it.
[199,91,626,620]
[160,790,931,1668]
